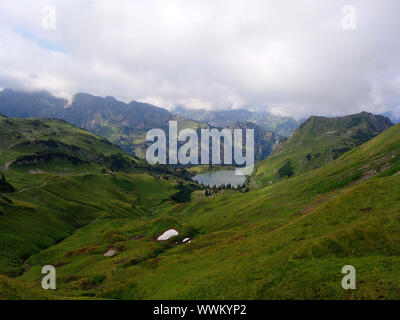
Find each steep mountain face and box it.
[63,93,172,131]
[174,105,299,136]
[62,93,177,158]
[0,89,172,129]
[252,112,393,188]
[0,89,281,161]
[0,89,176,158]
[227,121,282,161]
[0,89,67,118]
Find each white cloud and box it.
[0,0,399,118]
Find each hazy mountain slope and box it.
[0,89,66,119]
[383,111,400,124]
[174,106,299,136]
[252,112,393,188]
[13,124,400,299]
[62,93,176,159]
[0,89,174,158]
[62,93,172,135]
[0,89,172,129]
[226,121,282,161]
[0,89,280,161]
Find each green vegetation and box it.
[0,114,399,300]
[277,160,294,178]
[170,182,200,203]
[0,174,14,193]
[0,116,191,278]
[252,112,393,188]
[0,274,52,300]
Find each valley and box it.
[1,0,400,304]
[0,109,399,300]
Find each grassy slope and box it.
[0,173,177,277]
[13,124,400,299]
[0,116,181,279]
[0,115,141,190]
[0,274,52,300]
[251,112,392,188]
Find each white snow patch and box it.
[104,248,117,257]
[157,229,179,241]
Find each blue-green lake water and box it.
[192,170,246,188]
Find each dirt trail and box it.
[7,142,19,149]
[5,177,63,195]
[3,161,12,171]
[17,178,62,194]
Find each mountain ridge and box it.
[174,105,299,136]
[252,111,393,188]
[0,89,283,161]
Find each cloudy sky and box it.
[0,0,399,119]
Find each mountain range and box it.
[0,89,283,162]
[174,105,299,136]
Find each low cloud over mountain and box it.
[0,1,400,119]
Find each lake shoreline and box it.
[192,169,246,188]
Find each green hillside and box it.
[251,112,393,188]
[0,274,52,300]
[0,120,397,299]
[0,115,139,181]
[0,116,191,280]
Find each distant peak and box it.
[74,92,95,98]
